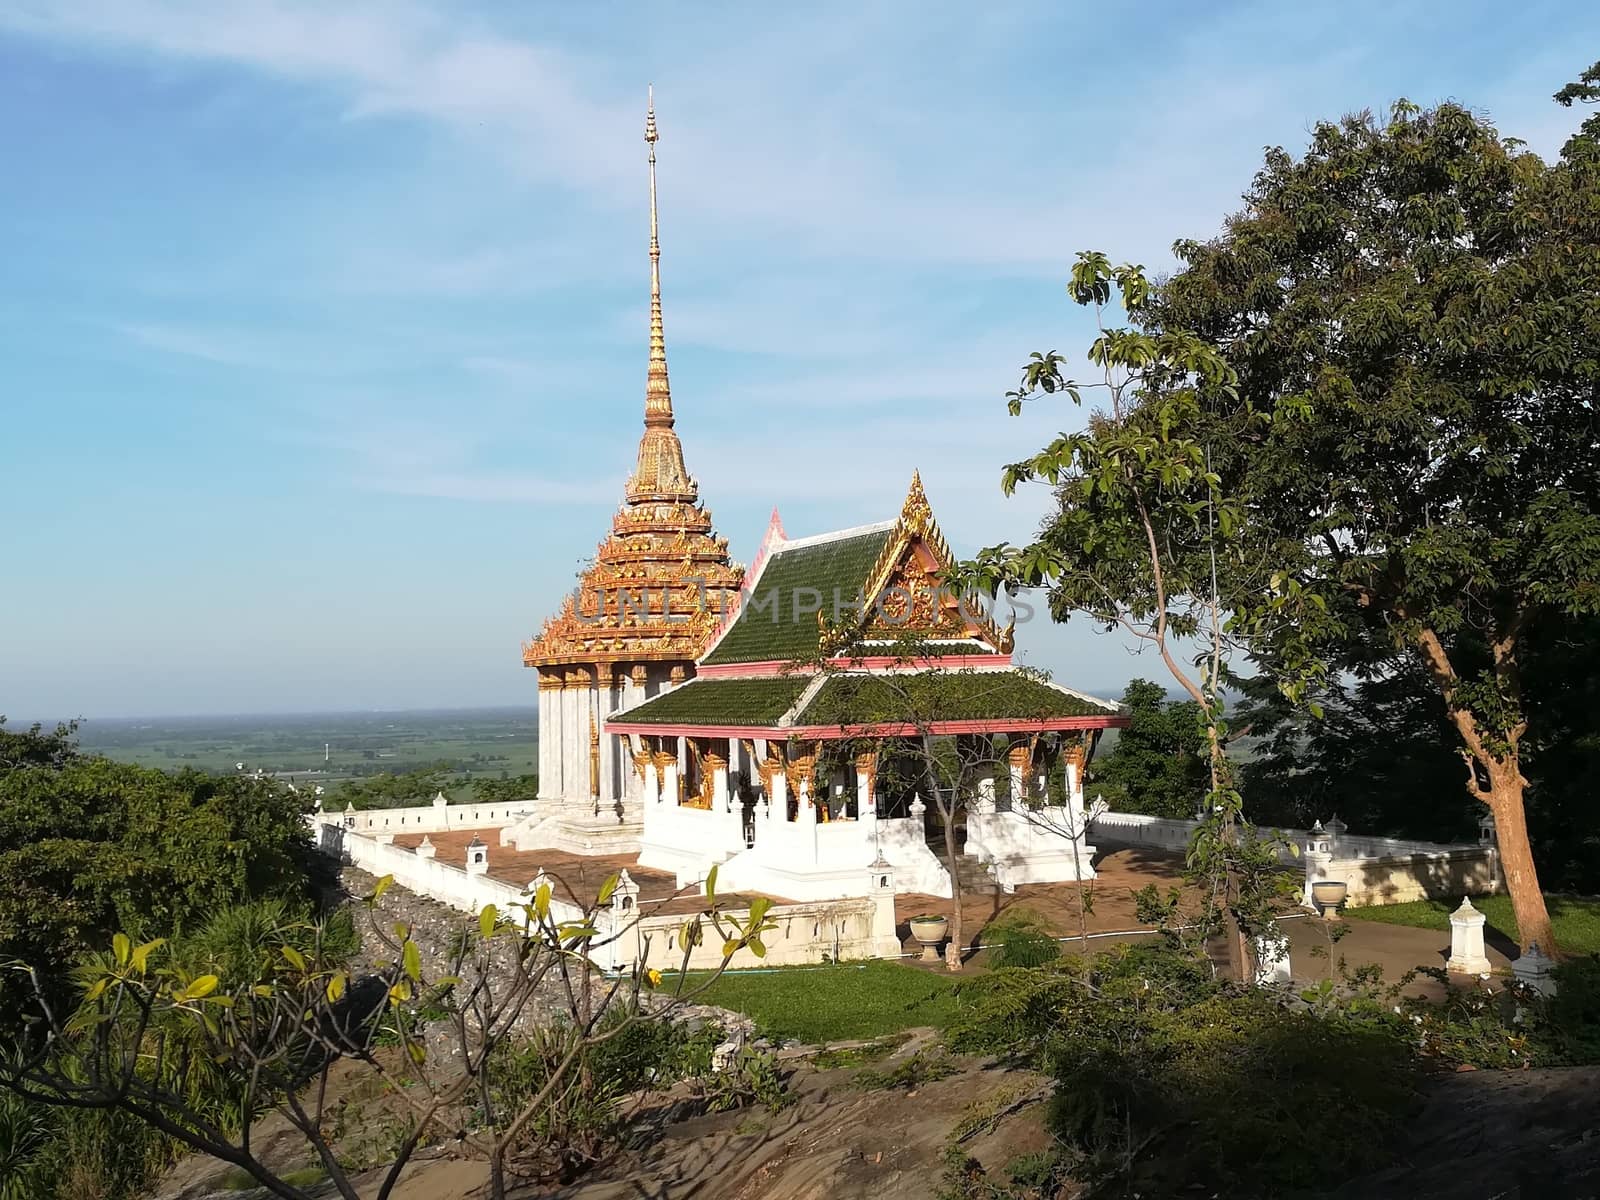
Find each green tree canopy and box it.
[1149,99,1600,953]
[1089,681,1209,819]
[0,724,320,978]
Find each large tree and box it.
[0,722,320,980]
[1151,99,1600,954]
[1090,680,1209,819]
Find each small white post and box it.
[1447,897,1492,975]
[465,835,489,877]
[1253,934,1291,985]
[1513,943,1557,997]
[415,835,436,859]
[867,856,900,958]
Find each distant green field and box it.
[75,707,537,799]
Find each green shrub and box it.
[984,914,1060,970]
[1545,955,1600,1064]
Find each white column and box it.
[711,759,730,812]
[974,775,997,816]
[660,755,680,808]
[642,757,660,806]
[536,686,551,800]
[768,763,788,816]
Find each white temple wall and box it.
[326,829,900,969]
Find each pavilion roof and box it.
[605,668,1124,738]
[700,524,894,665]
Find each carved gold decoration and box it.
[836,471,1008,651]
[631,746,653,783]
[631,664,649,687]
[854,750,878,802]
[784,743,819,803]
[588,713,601,799]
[669,664,687,685]
[537,670,562,690]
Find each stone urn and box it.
[908,914,949,962]
[1311,880,1349,919]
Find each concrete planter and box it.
[1311,879,1348,918]
[908,915,949,962]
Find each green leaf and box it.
[130,938,165,974]
[748,935,766,959]
[479,904,498,939]
[281,945,307,971]
[372,875,394,901]
[112,932,131,967]
[597,873,619,905]
[179,975,219,1002]
[326,972,346,1003]
[402,940,421,982]
[704,864,718,903]
[534,883,551,920]
[407,1041,427,1065]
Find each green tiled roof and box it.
[610,676,810,727]
[797,671,1118,727]
[702,528,894,665]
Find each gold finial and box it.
[644,84,672,430]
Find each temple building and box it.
[520,94,1128,894]
[520,92,743,853]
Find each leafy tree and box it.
[333,765,452,809]
[0,717,81,770]
[948,254,1313,979]
[1555,56,1600,160]
[471,773,539,805]
[1232,664,1469,838]
[1151,100,1600,954]
[0,751,319,981]
[2,870,774,1200]
[1090,680,1208,818]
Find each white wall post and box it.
[1447,897,1492,975]
[465,835,489,877]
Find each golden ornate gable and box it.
[857,471,1010,650]
[522,90,743,675]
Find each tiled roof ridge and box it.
[771,519,897,553]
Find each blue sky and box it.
[2,1,1595,720]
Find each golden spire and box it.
[626,85,696,504]
[644,84,672,430]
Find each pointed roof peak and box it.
[626,86,696,504]
[642,84,672,431]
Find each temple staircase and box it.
[929,836,1001,898]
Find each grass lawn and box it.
[676,960,962,1043]
[1346,893,1600,956]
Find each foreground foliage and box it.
[3,868,776,1200]
[940,942,1600,1198]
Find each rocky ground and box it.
[148,870,1600,1200]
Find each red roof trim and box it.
[605,715,1129,739]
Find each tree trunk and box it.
[943,811,964,972]
[1484,763,1559,956]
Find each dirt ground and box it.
[158,1038,1054,1200]
[160,1051,1600,1200]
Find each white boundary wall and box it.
[320,825,902,968]
[1088,810,1502,908]
[313,794,533,838]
